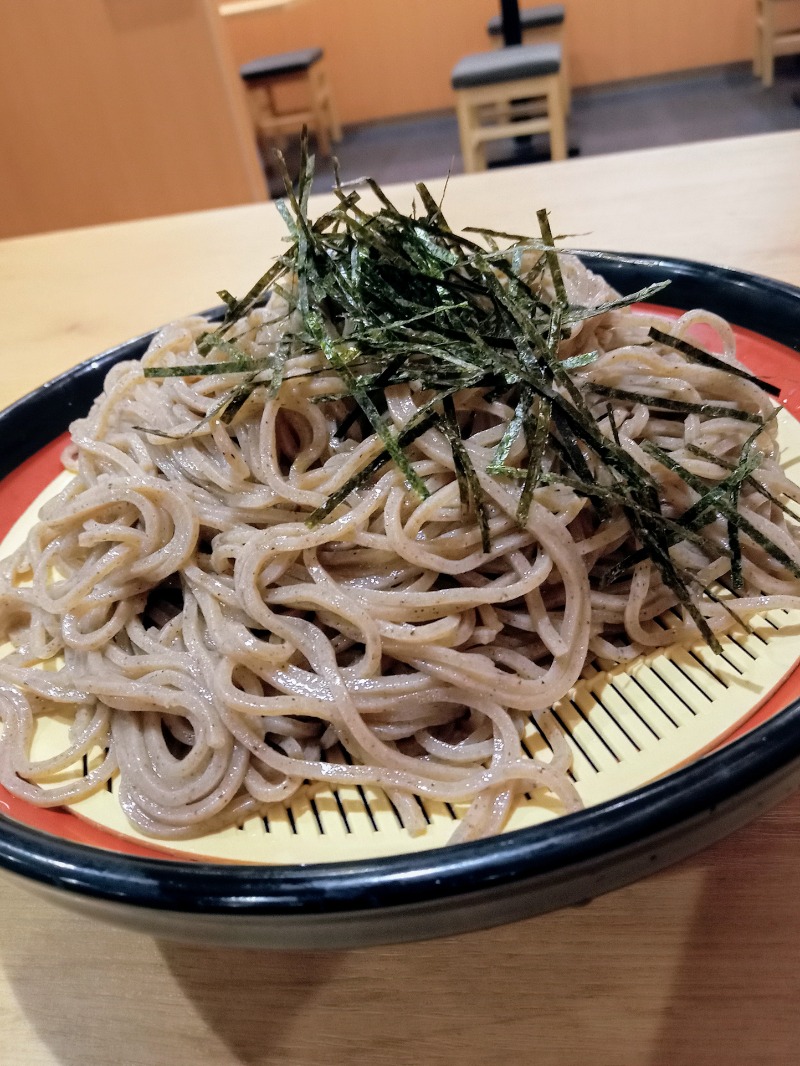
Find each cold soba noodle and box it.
[1,178,800,846]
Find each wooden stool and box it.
[451,44,567,173]
[487,4,570,113]
[240,48,341,158]
[754,0,800,86]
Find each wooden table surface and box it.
[1,131,800,1066]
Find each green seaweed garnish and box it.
[589,384,764,424]
[641,440,800,579]
[649,327,782,397]
[137,132,800,650]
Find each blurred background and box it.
[1,0,798,239]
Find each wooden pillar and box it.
[0,0,268,238]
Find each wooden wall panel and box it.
[222,0,760,126]
[0,0,267,239]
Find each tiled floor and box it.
[264,57,800,195]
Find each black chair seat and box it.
[487,3,565,36]
[240,47,323,82]
[451,43,561,90]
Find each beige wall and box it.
[222,0,761,126]
[1,0,787,238]
[0,0,267,239]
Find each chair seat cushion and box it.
[240,47,323,81]
[487,4,565,35]
[451,43,561,89]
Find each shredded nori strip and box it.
[642,440,800,579]
[588,383,764,424]
[649,326,782,397]
[136,131,799,650]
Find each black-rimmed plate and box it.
[1,251,800,950]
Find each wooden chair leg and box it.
[763,42,775,87]
[560,47,571,115]
[761,0,775,86]
[547,81,567,161]
[327,98,343,143]
[306,64,341,154]
[754,0,763,76]
[309,83,332,158]
[318,64,342,143]
[456,94,485,172]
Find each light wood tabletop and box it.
[1,130,800,1066]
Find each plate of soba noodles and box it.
[2,165,800,948]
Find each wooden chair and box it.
[240,48,341,158]
[451,44,567,173]
[487,4,570,111]
[754,0,800,87]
